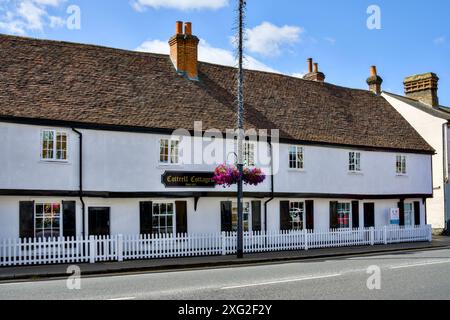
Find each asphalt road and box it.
[1,248,450,300]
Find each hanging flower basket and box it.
[213,164,266,187]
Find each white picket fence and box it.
[0,225,432,267]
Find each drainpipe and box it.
[72,128,86,237]
[264,140,275,233]
[443,123,449,235]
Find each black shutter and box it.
[398,200,405,226]
[19,201,35,239]
[221,201,232,232]
[252,201,262,232]
[330,201,339,229]
[176,201,188,234]
[62,201,76,238]
[414,201,421,226]
[305,200,314,230]
[352,201,360,229]
[140,201,153,235]
[280,201,291,231]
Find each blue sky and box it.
[1,0,449,105]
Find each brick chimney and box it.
[303,58,325,82]
[168,21,200,80]
[404,73,439,107]
[366,66,383,95]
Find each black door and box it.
[364,203,375,228]
[88,207,110,236]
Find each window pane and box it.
[170,140,179,164]
[160,139,169,163]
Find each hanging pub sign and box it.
[162,171,216,188]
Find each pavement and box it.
[1,236,449,282]
[1,246,450,300]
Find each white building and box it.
[0,22,434,241]
[382,73,450,234]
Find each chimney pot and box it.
[314,63,319,73]
[184,22,192,35]
[370,65,377,77]
[366,66,383,95]
[307,58,313,73]
[175,21,183,34]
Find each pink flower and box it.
[212,164,266,187]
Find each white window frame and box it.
[348,152,361,173]
[396,155,407,175]
[159,139,180,165]
[34,201,63,238]
[152,201,176,234]
[289,201,305,230]
[404,203,414,227]
[232,201,251,232]
[40,129,69,162]
[244,141,256,167]
[337,202,352,229]
[289,146,305,170]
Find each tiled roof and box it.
[0,34,434,153]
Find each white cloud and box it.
[0,0,66,35]
[324,37,336,45]
[434,36,446,45]
[131,0,229,11]
[245,22,303,57]
[136,38,279,73]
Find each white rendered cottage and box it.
[382,73,450,234]
[0,22,434,243]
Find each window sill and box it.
[157,164,183,169]
[39,159,70,165]
[288,169,306,173]
[348,171,363,176]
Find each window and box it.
[289,146,304,170]
[404,203,414,226]
[244,142,255,167]
[41,130,68,161]
[396,155,407,175]
[35,203,61,238]
[290,202,305,230]
[232,202,250,232]
[349,152,361,172]
[337,203,351,229]
[159,139,180,165]
[152,202,175,234]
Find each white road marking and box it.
[107,297,136,301]
[390,260,450,270]
[221,274,342,290]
